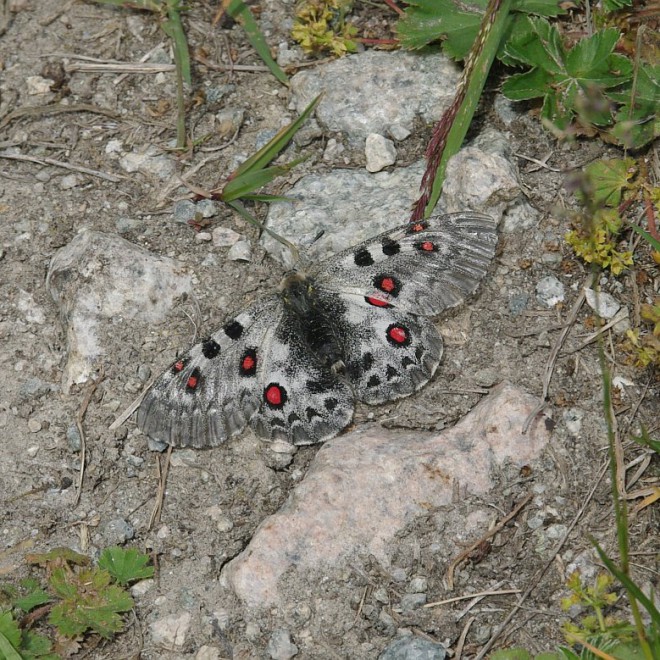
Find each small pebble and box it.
[27,445,40,457]
[212,226,241,247]
[584,287,621,319]
[266,629,298,660]
[228,240,252,261]
[104,518,135,544]
[535,275,565,307]
[67,424,82,452]
[27,419,42,433]
[173,200,197,224]
[365,133,396,173]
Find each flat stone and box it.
[365,133,396,172]
[223,383,551,607]
[536,275,565,307]
[149,611,191,647]
[291,50,460,143]
[46,229,192,391]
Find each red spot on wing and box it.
[187,374,198,389]
[386,323,411,347]
[409,221,428,233]
[380,277,396,292]
[173,360,185,372]
[390,326,407,343]
[419,241,436,251]
[240,348,257,376]
[265,383,287,408]
[366,296,391,308]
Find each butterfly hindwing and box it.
[248,309,355,444]
[313,212,498,316]
[137,296,283,448]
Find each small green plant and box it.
[565,159,637,275]
[0,546,154,657]
[561,571,632,643]
[292,0,358,56]
[621,298,660,368]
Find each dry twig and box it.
[445,493,532,590]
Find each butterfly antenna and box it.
[227,200,300,263]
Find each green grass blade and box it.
[593,540,660,626]
[164,3,192,85]
[418,0,514,218]
[222,158,307,201]
[226,0,288,84]
[629,223,660,252]
[230,95,321,179]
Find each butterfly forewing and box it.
[313,212,498,316]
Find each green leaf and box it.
[501,67,553,100]
[396,0,564,59]
[14,587,51,613]
[602,0,633,10]
[49,580,133,639]
[396,0,485,59]
[631,427,660,453]
[226,0,288,84]
[609,64,660,148]
[161,5,192,85]
[19,628,56,659]
[629,223,660,253]
[503,16,565,73]
[98,547,154,586]
[0,611,21,656]
[222,158,306,201]
[577,158,636,207]
[26,548,89,567]
[48,568,79,600]
[593,541,660,626]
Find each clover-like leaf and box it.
[98,547,154,586]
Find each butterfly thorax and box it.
[279,271,345,374]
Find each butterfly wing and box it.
[137,296,283,448]
[137,295,355,448]
[310,212,497,404]
[247,309,355,445]
[313,212,498,316]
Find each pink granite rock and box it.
[223,382,550,607]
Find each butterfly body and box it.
[137,213,498,449]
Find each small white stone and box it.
[228,240,252,261]
[196,232,212,242]
[60,174,81,190]
[196,646,222,660]
[27,445,40,456]
[26,76,53,95]
[584,288,621,319]
[130,579,155,598]
[388,124,411,141]
[536,276,565,307]
[105,139,123,155]
[563,408,584,436]
[266,629,298,660]
[365,133,396,173]
[27,419,42,433]
[212,226,241,247]
[149,611,191,647]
